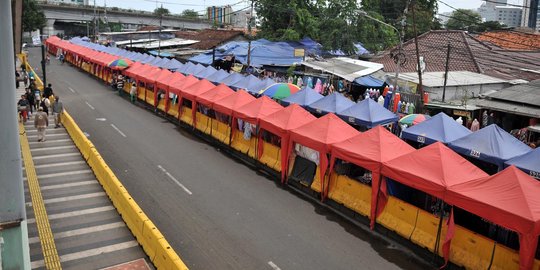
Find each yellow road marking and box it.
[19,122,62,270]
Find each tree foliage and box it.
[22,0,46,32]
[445,9,482,31]
[181,9,199,19]
[154,7,170,17]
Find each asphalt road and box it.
[28,48,429,270]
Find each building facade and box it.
[522,0,540,30]
[207,5,233,25]
[478,0,522,28]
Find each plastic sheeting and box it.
[402,113,472,145]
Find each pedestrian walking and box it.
[44,83,53,98]
[52,95,64,128]
[23,70,29,87]
[34,107,48,142]
[130,82,137,103]
[41,96,50,116]
[117,74,124,96]
[25,88,35,115]
[15,70,20,88]
[17,94,29,123]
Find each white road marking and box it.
[110,124,127,138]
[30,145,75,152]
[28,222,124,244]
[157,165,192,195]
[83,131,90,137]
[68,87,75,93]
[43,192,105,204]
[32,152,79,160]
[34,160,85,169]
[85,101,95,110]
[96,117,107,121]
[35,169,93,179]
[31,241,139,268]
[27,206,115,224]
[40,180,96,191]
[268,261,282,270]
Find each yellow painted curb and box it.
[19,122,62,270]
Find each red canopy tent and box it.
[288,113,360,194]
[195,84,235,109]
[123,62,145,78]
[329,126,416,228]
[169,75,199,96]
[154,69,173,88]
[232,96,283,125]
[446,166,540,270]
[161,72,186,96]
[213,90,256,116]
[136,66,162,83]
[178,79,216,127]
[259,104,316,182]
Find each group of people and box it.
[111,73,138,103]
[17,81,64,142]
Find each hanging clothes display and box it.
[314,78,323,93]
[405,102,410,114]
[470,118,480,131]
[293,76,298,85]
[408,102,415,114]
[306,77,314,89]
[383,85,390,97]
[377,95,385,106]
[297,77,304,88]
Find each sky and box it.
[93,0,525,15]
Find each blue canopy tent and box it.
[447,124,532,170]
[206,69,230,84]
[354,75,385,88]
[183,63,206,76]
[230,74,262,93]
[163,59,183,71]
[220,72,245,86]
[148,57,163,66]
[176,61,194,74]
[253,78,277,95]
[401,112,472,145]
[194,66,218,79]
[337,98,398,128]
[306,92,355,115]
[280,87,323,107]
[140,54,155,64]
[155,58,171,68]
[504,148,540,179]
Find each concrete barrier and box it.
[61,111,189,270]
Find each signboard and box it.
[31,30,41,46]
[294,48,305,57]
[453,110,471,119]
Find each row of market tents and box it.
[46,35,540,270]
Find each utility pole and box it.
[411,0,424,112]
[442,43,451,103]
[93,0,96,41]
[41,44,47,88]
[246,0,254,68]
[158,4,163,56]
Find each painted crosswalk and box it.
[20,84,149,269]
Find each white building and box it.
[38,0,89,5]
[478,0,522,27]
[522,0,540,30]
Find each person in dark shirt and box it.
[44,83,53,98]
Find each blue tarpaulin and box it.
[206,69,230,84]
[194,66,218,79]
[504,148,540,179]
[219,72,245,86]
[337,98,398,128]
[447,124,531,169]
[401,113,472,145]
[306,92,355,115]
[281,87,324,107]
[230,74,262,93]
[354,75,385,87]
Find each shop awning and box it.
[337,98,398,128]
[301,57,383,82]
[401,112,472,145]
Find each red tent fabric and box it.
[232,96,283,125]
[169,75,199,96]
[123,62,144,78]
[137,66,162,83]
[259,104,316,181]
[329,126,416,228]
[288,113,360,194]
[195,84,235,108]
[154,69,173,90]
[163,72,186,95]
[381,142,488,199]
[213,90,256,116]
[178,79,216,127]
[446,166,540,270]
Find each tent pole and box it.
[433,200,445,262]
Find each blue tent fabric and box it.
[447,124,532,169]
[354,75,385,87]
[220,72,245,86]
[230,74,262,93]
[183,64,206,76]
[504,148,540,178]
[176,61,194,74]
[280,87,324,107]
[306,92,355,115]
[337,98,398,128]
[401,112,472,145]
[206,69,230,84]
[155,58,171,68]
[164,59,183,71]
[253,78,276,95]
[148,57,163,66]
[194,66,218,79]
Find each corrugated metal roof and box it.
[486,80,540,107]
[397,71,507,87]
[471,98,540,118]
[301,57,383,82]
